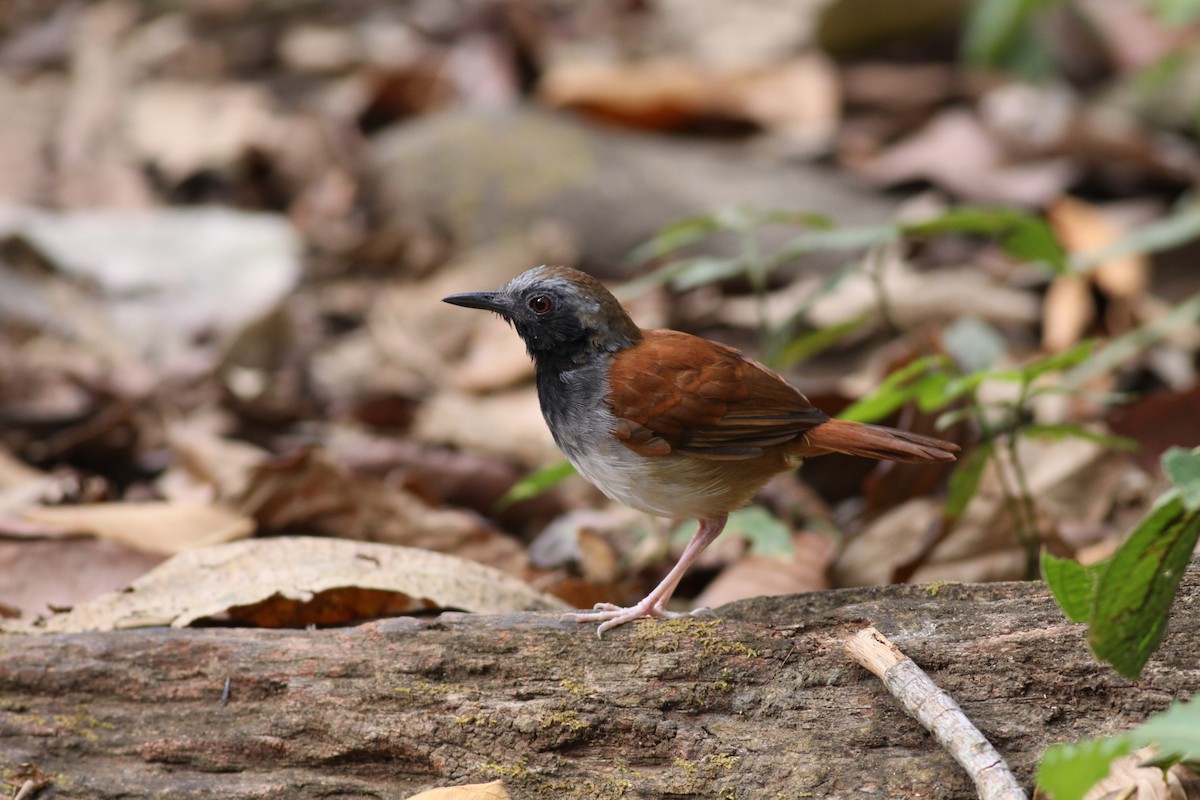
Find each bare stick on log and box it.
[845,626,1028,800]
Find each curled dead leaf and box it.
[539,56,839,148]
[1083,746,1198,800]
[1045,195,1150,351]
[12,536,568,634]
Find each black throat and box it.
[517,317,640,377]
[528,335,627,379]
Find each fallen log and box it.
[3,573,1198,799]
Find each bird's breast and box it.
[535,360,780,520]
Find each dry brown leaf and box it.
[1074,0,1183,73]
[405,781,510,800]
[0,73,63,205]
[229,586,426,627]
[54,1,155,209]
[412,388,560,467]
[1045,195,1150,350]
[527,507,650,573]
[236,449,528,574]
[157,418,269,503]
[694,531,833,608]
[1083,746,1195,800]
[833,498,944,586]
[0,446,46,488]
[0,447,56,517]
[834,434,1129,586]
[0,538,166,619]
[21,501,254,555]
[124,81,276,183]
[539,56,839,148]
[857,109,1077,205]
[447,312,535,393]
[277,23,360,74]
[804,254,1040,334]
[841,62,957,112]
[8,536,567,634]
[1049,197,1148,299]
[654,0,819,68]
[310,236,563,404]
[1108,383,1200,471]
[1042,273,1096,354]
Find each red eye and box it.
[529,295,552,314]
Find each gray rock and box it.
[368,108,897,276]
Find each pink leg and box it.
[565,516,728,637]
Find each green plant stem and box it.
[1009,379,1043,576]
[867,244,902,337]
[967,393,1040,578]
[739,224,774,363]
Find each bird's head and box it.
[443,266,642,367]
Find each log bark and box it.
[3,572,1199,800]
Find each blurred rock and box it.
[369,107,897,275]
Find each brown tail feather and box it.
[795,419,959,463]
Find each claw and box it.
[564,601,690,637]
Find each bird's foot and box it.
[564,602,710,637]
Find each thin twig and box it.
[844,627,1028,800]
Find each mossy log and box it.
[3,573,1199,799]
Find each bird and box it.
[444,265,959,636]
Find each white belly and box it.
[566,436,747,521]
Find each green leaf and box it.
[1154,0,1200,25]
[838,356,949,423]
[962,0,1060,75]
[1131,697,1200,761]
[725,506,793,557]
[627,212,722,265]
[943,443,993,520]
[756,210,835,229]
[671,256,747,291]
[912,371,956,413]
[1001,215,1069,273]
[1163,446,1200,511]
[934,406,977,431]
[1036,735,1133,800]
[1041,552,1106,624]
[1037,695,1200,800]
[1019,340,1096,381]
[1088,491,1200,679]
[775,311,872,368]
[904,207,1068,272]
[771,224,898,264]
[1019,424,1138,452]
[493,460,576,512]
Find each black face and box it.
[443,265,642,370]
